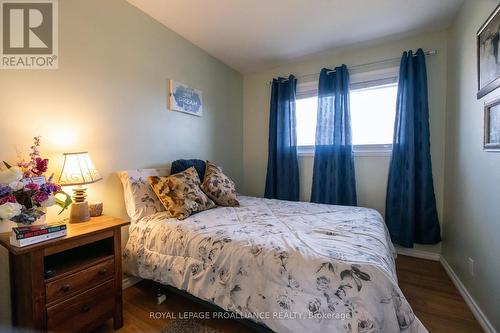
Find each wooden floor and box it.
[395,256,483,333]
[95,255,483,333]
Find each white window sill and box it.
[297,145,392,157]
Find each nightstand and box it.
[0,216,130,332]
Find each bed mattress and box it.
[123,196,427,333]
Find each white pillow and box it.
[117,167,171,221]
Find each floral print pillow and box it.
[200,161,239,207]
[117,168,170,221]
[148,167,216,220]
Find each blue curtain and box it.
[311,66,357,206]
[264,75,300,201]
[385,49,441,248]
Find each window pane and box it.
[296,96,317,146]
[350,84,397,145]
[295,83,397,147]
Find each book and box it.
[9,229,67,247]
[12,224,66,239]
[12,223,67,240]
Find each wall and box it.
[443,0,500,331]
[0,0,243,325]
[243,31,448,255]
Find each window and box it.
[295,68,398,155]
[350,83,397,146]
[296,96,318,146]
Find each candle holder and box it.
[89,201,103,217]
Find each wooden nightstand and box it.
[0,216,130,333]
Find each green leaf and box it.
[54,191,72,215]
[3,161,12,169]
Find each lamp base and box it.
[69,201,90,223]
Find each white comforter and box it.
[123,196,427,333]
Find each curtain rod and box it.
[268,49,437,84]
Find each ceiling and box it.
[126,0,464,73]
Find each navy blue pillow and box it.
[171,159,206,180]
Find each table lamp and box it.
[59,152,102,223]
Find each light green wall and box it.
[1,0,499,330]
[0,0,243,325]
[243,31,448,255]
[443,0,500,330]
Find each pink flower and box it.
[24,183,40,191]
[17,161,30,168]
[0,194,17,205]
[33,157,48,175]
[32,191,49,204]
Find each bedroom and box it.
[0,0,498,332]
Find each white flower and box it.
[41,195,56,207]
[0,202,22,220]
[8,181,24,191]
[0,167,23,185]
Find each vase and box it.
[0,209,47,234]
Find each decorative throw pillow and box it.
[200,161,239,207]
[170,159,206,180]
[117,168,170,221]
[148,167,215,220]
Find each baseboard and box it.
[122,275,142,290]
[440,256,496,333]
[395,247,441,261]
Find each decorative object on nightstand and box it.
[0,215,130,332]
[89,201,103,217]
[0,136,71,233]
[59,152,102,223]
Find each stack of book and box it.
[9,223,67,247]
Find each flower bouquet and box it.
[0,137,71,232]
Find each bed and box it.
[123,194,427,333]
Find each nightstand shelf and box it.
[0,215,130,333]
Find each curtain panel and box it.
[264,75,300,201]
[311,66,357,206]
[385,49,441,248]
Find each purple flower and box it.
[32,191,49,204]
[0,186,12,197]
[40,182,61,194]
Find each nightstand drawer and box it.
[46,258,115,304]
[47,280,115,332]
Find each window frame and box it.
[295,66,399,157]
[297,144,393,157]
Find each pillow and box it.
[200,161,239,207]
[148,167,215,220]
[170,159,206,180]
[117,167,170,221]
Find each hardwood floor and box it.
[395,256,483,333]
[95,255,483,333]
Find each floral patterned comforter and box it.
[123,196,427,333]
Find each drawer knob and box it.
[98,268,108,276]
[61,284,70,292]
[81,304,91,313]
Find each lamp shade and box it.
[59,152,102,186]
